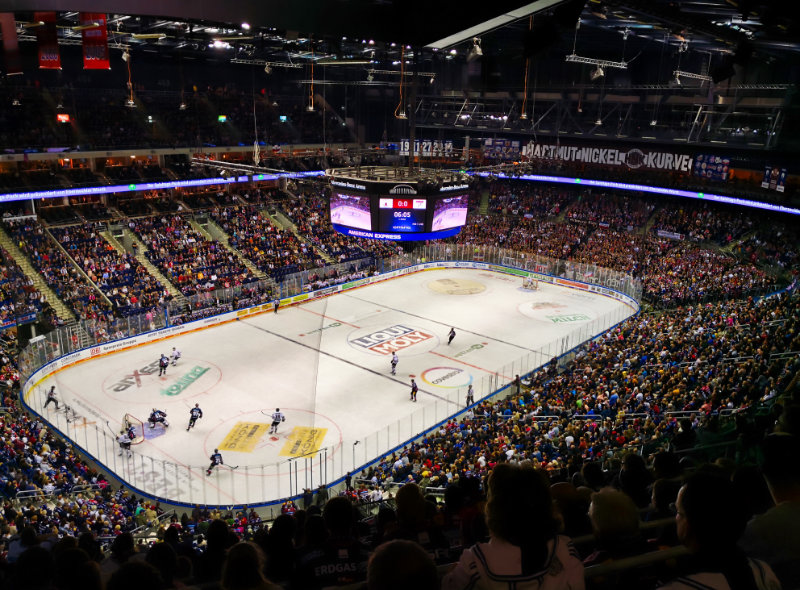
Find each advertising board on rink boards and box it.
[23,260,638,399]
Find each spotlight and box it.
[306,105,315,112]
[467,37,482,62]
[179,102,187,111]
[125,99,136,108]
[264,64,272,74]
[429,76,435,84]
[121,51,130,62]
[590,65,604,81]
[594,118,602,126]
[650,119,657,126]
[11,99,20,106]
[396,111,408,120]
[366,71,374,82]
[520,113,528,120]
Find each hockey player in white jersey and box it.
[269,408,286,435]
[117,431,132,457]
[390,352,399,375]
[171,347,181,366]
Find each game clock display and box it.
[378,198,426,232]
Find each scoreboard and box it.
[326,168,471,241]
[378,198,427,233]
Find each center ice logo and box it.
[349,324,434,355]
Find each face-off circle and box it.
[517,300,598,324]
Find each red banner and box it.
[79,12,110,70]
[0,13,22,75]
[35,12,61,69]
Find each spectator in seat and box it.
[739,434,800,589]
[658,471,781,590]
[221,541,282,590]
[367,539,439,590]
[583,488,649,566]
[442,462,584,590]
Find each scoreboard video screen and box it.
[326,171,471,241]
[329,193,372,231]
[378,198,427,233]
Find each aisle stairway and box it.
[0,225,75,322]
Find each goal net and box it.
[522,276,539,290]
[122,413,145,444]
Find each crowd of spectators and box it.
[49,224,169,317]
[0,247,47,326]
[651,203,755,244]
[567,192,656,229]
[130,214,258,296]
[210,204,320,279]
[2,219,114,322]
[487,183,572,218]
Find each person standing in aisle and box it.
[448,327,456,345]
[269,408,286,434]
[44,386,59,410]
[410,379,418,402]
[207,449,223,476]
[187,403,203,431]
[391,352,399,376]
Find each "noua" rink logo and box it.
[350,324,433,355]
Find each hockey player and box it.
[273,299,279,314]
[207,449,223,475]
[117,431,132,457]
[171,347,181,367]
[148,408,169,429]
[390,352,399,376]
[269,408,286,435]
[448,327,456,345]
[126,422,137,441]
[466,384,475,406]
[44,386,59,410]
[187,403,203,431]
[410,379,418,402]
[158,354,169,376]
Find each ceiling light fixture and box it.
[590,65,604,80]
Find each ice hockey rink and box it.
[28,268,636,506]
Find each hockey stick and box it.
[223,464,239,470]
[260,410,272,416]
[105,420,118,437]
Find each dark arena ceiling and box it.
[0,0,799,151]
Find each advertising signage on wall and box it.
[520,141,694,173]
[693,154,731,182]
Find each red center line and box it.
[298,307,360,329]
[428,351,514,381]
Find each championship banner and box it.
[79,13,110,70]
[484,138,521,160]
[521,140,694,173]
[0,13,22,75]
[35,12,61,70]
[692,154,730,181]
[761,166,788,193]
